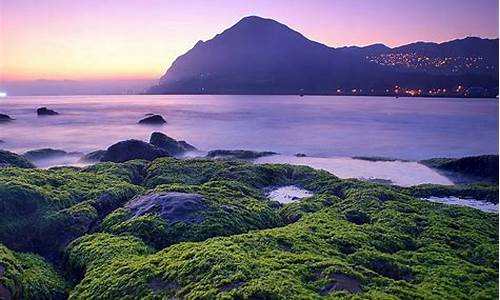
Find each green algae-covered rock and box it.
[0,150,34,169]
[0,243,67,299]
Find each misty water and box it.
[0,95,498,187]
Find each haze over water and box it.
[0,95,497,160]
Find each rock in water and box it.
[101,139,170,163]
[126,192,206,224]
[138,114,166,125]
[178,141,197,151]
[207,149,277,160]
[37,107,59,116]
[0,113,13,123]
[22,148,67,161]
[81,150,107,162]
[0,150,35,168]
[149,132,196,155]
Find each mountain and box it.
[149,16,499,96]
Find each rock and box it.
[421,155,499,182]
[149,132,196,155]
[138,114,166,125]
[126,192,206,224]
[0,150,35,168]
[81,150,107,162]
[0,113,13,123]
[101,139,170,163]
[22,148,67,161]
[207,149,277,160]
[178,141,197,152]
[0,140,4,143]
[319,274,362,295]
[37,107,59,116]
[295,153,307,157]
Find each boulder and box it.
[126,192,206,224]
[207,149,277,160]
[149,132,196,155]
[138,114,166,125]
[101,139,170,163]
[178,141,197,152]
[36,107,59,116]
[0,150,35,168]
[295,153,307,157]
[81,150,107,162]
[22,148,67,161]
[0,113,13,123]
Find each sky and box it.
[1,0,498,82]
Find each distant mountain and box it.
[149,16,499,97]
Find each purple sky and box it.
[2,0,498,81]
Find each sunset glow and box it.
[1,0,498,81]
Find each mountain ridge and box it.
[149,16,499,97]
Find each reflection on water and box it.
[255,155,454,187]
[0,95,497,160]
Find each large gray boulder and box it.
[149,132,196,156]
[126,192,206,224]
[101,139,170,163]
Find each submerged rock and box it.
[37,107,59,116]
[138,114,166,125]
[0,150,35,168]
[295,153,307,157]
[23,148,67,161]
[149,132,196,155]
[0,113,13,123]
[207,149,277,160]
[126,192,206,224]
[101,139,170,163]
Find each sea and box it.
[0,95,498,187]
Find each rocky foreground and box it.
[0,147,498,299]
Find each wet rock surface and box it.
[101,140,170,163]
[149,132,196,155]
[126,192,206,224]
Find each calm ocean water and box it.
[0,95,497,159]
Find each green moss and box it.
[0,157,497,299]
[0,167,142,257]
[101,180,282,249]
[0,243,67,299]
[84,160,150,185]
[421,155,499,182]
[66,175,498,299]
